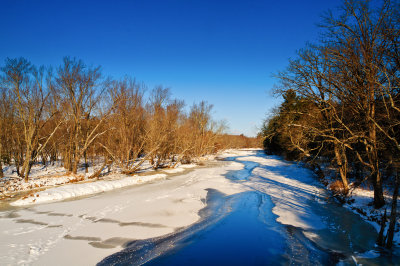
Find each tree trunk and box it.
[21,149,31,181]
[377,209,387,246]
[385,172,399,249]
[41,153,46,165]
[72,158,78,175]
[0,159,3,179]
[0,144,3,178]
[15,157,20,176]
[84,150,88,174]
[373,169,385,208]
[72,121,81,175]
[24,162,33,182]
[66,148,72,172]
[368,96,385,208]
[334,144,349,194]
[88,157,110,179]
[51,150,57,166]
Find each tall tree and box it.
[56,57,106,174]
[1,58,60,181]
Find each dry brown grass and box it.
[328,180,345,194]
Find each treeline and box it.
[0,57,258,181]
[217,134,261,149]
[262,0,399,211]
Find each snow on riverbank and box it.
[11,173,168,206]
[315,162,400,247]
[0,158,201,196]
[1,159,199,204]
[345,186,400,246]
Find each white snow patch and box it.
[162,164,196,174]
[11,174,167,206]
[216,149,257,159]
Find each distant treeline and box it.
[261,0,399,209]
[0,57,260,181]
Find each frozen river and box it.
[0,150,398,265]
[101,150,392,265]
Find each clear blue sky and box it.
[0,0,343,136]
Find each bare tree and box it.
[1,58,61,181]
[56,57,108,174]
[145,86,171,169]
[101,78,148,174]
[189,101,216,156]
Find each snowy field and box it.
[0,149,397,265]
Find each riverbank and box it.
[0,154,216,206]
[315,163,400,248]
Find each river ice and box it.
[0,149,397,265]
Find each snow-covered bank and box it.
[0,158,199,198]
[0,151,246,265]
[343,186,400,246]
[1,160,200,205]
[11,173,167,206]
[1,161,101,194]
[312,162,400,246]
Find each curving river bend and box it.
[99,150,398,265]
